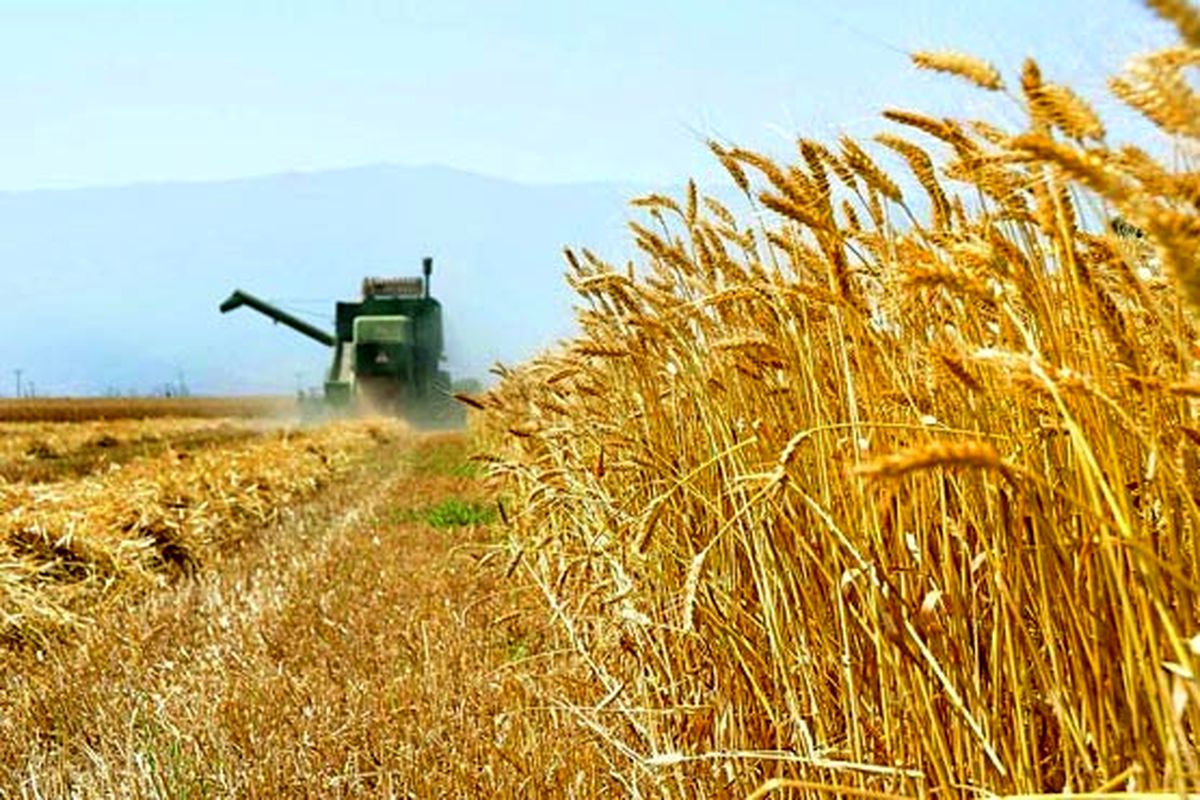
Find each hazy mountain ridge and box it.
[0,164,644,396]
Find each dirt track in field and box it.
[0,433,612,799]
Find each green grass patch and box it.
[504,633,531,662]
[388,497,496,528]
[422,498,495,528]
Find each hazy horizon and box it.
[0,160,645,196]
[0,162,645,398]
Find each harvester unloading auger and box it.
[219,257,464,427]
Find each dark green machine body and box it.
[220,257,461,426]
[329,285,450,414]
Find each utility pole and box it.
[13,368,22,399]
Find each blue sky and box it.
[0,1,1179,190]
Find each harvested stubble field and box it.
[471,5,1200,798]
[0,411,612,797]
[0,417,263,483]
[0,396,294,423]
[0,417,397,644]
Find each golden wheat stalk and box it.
[1110,50,1200,139]
[855,440,1014,483]
[840,136,903,203]
[911,49,1005,91]
[1144,0,1200,48]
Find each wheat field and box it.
[0,396,293,423]
[0,417,403,647]
[475,4,1200,796]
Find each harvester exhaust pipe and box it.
[423,257,433,299]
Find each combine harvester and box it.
[219,257,464,427]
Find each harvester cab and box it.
[219,257,462,427]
